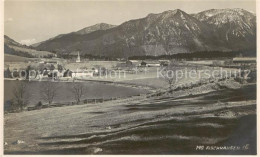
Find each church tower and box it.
[76,52,81,63]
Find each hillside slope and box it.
[31,23,116,49]
[4,35,55,58]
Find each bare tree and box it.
[70,81,84,104]
[12,81,29,111]
[160,62,183,90]
[40,81,59,105]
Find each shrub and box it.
[36,101,43,109]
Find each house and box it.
[91,67,99,73]
[140,60,161,67]
[116,62,127,68]
[63,69,73,77]
[233,57,256,64]
[126,60,142,67]
[159,61,169,67]
[116,58,126,61]
[140,61,147,67]
[47,70,63,79]
[126,60,133,67]
[159,60,170,63]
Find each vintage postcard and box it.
[2,0,258,155]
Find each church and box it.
[76,52,81,63]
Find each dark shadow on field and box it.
[195,114,256,155]
[201,84,256,102]
[125,84,256,112]
[5,114,256,155]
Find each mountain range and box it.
[12,8,258,58]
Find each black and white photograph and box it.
[2,0,258,155]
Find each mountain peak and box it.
[193,8,256,42]
[174,9,185,13]
[195,8,255,18]
[194,8,255,25]
[161,9,186,16]
[157,9,191,22]
[92,23,115,28]
[75,23,116,35]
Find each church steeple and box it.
[76,51,81,63]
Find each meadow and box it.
[4,83,256,154]
[4,80,150,107]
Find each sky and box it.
[4,0,256,45]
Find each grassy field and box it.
[120,77,169,89]
[64,61,118,71]
[8,45,54,57]
[118,66,239,89]
[4,80,150,107]
[186,60,214,65]
[4,84,256,154]
[4,54,31,63]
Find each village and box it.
[4,52,169,80]
[4,51,256,82]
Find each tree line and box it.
[55,49,256,61]
[7,80,85,113]
[129,50,256,60]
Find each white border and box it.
[0,0,259,157]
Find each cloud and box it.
[20,39,37,46]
